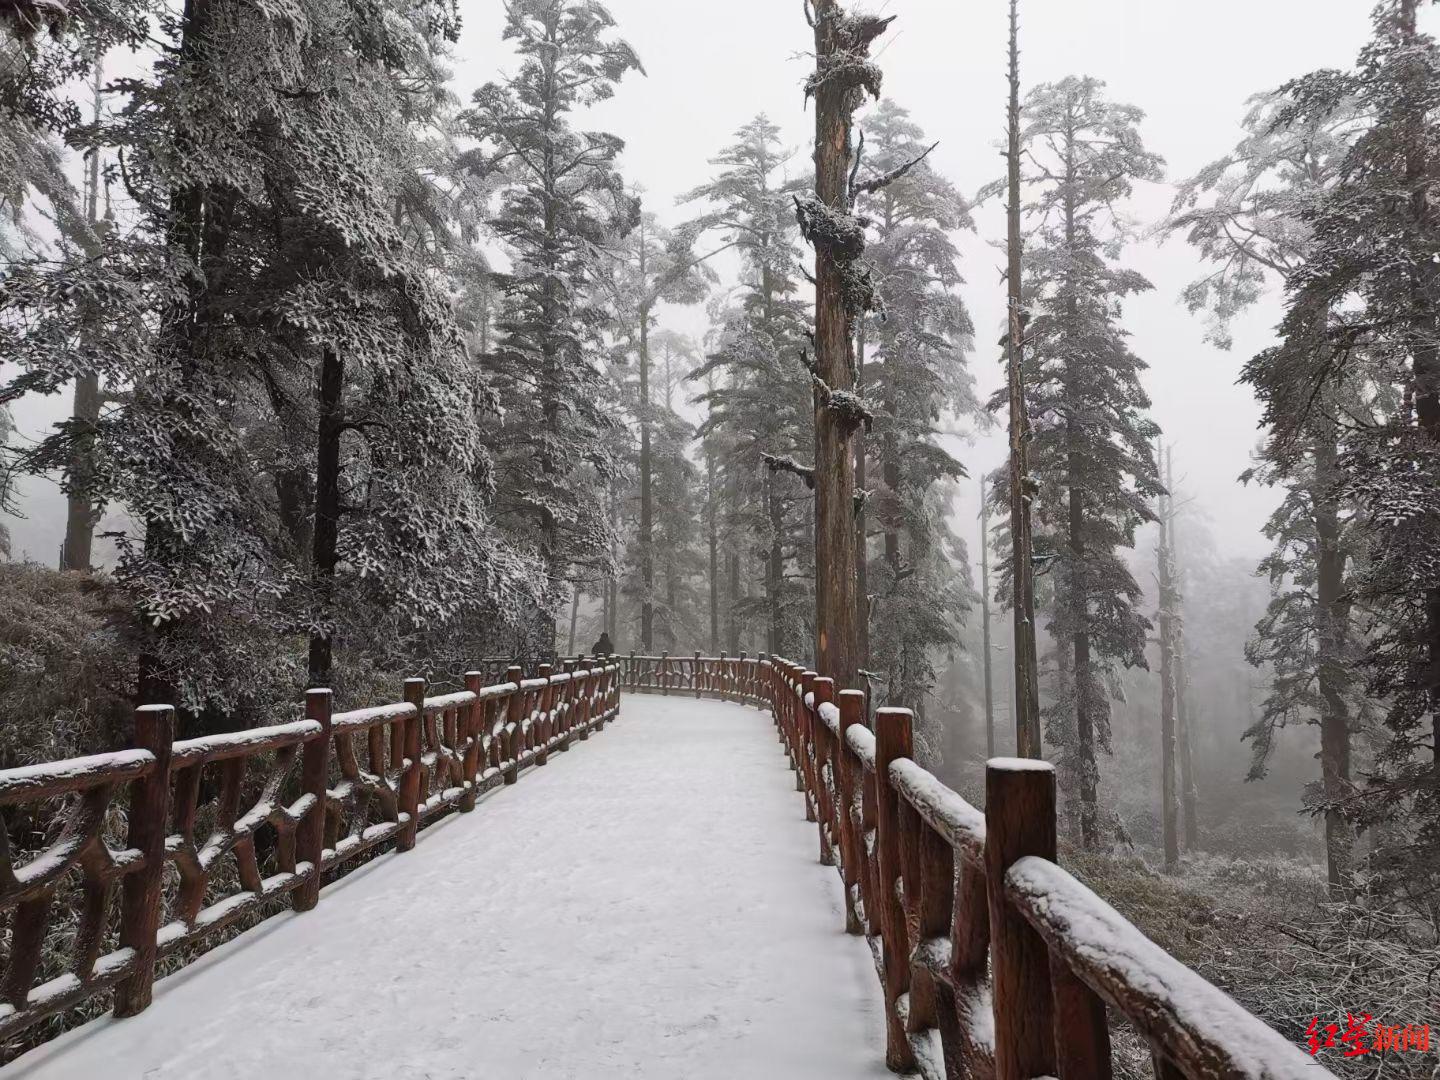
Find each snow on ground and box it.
[4,695,892,1080]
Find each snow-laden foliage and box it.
[1245,0,1440,905]
[1,0,546,727]
[855,100,980,762]
[1169,88,1381,894]
[686,115,816,657]
[462,0,641,639]
[1002,76,1165,848]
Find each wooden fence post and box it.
[836,688,864,935]
[799,671,817,810]
[114,704,174,1017]
[536,664,553,766]
[875,707,916,1071]
[294,689,332,910]
[986,758,1058,1080]
[812,677,836,867]
[461,673,483,809]
[503,665,523,784]
[399,678,426,850]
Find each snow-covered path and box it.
[4,695,891,1080]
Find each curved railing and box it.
[0,661,620,1047]
[763,656,1333,1080]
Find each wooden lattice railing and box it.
[0,660,620,1046]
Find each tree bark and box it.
[1313,433,1353,895]
[1005,0,1042,758]
[637,219,655,653]
[766,471,785,656]
[981,476,996,758]
[1167,449,1198,851]
[855,321,870,672]
[1157,466,1180,871]
[62,65,106,573]
[707,449,719,654]
[808,0,872,690]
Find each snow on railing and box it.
[0,661,621,1053]
[763,656,1336,1080]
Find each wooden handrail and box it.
[763,654,1335,1080]
[0,662,622,1050]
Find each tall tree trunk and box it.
[1061,143,1098,849]
[567,586,580,656]
[138,0,216,709]
[807,0,878,690]
[981,476,995,758]
[766,471,784,656]
[1399,0,1440,776]
[1069,442,1100,851]
[855,322,870,671]
[62,60,106,573]
[307,348,344,687]
[1157,462,1180,871]
[638,225,655,652]
[1167,448,1199,850]
[1005,0,1042,757]
[882,363,901,705]
[726,465,741,654]
[707,450,719,654]
[1313,432,1354,895]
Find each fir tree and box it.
[856,100,979,756]
[1169,90,1371,891]
[1011,76,1164,848]
[463,0,642,639]
[1248,0,1440,898]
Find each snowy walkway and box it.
[4,695,891,1080]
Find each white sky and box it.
[3,0,1379,568]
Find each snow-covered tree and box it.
[855,100,979,754]
[1010,76,1165,849]
[1248,0,1440,900]
[463,0,642,640]
[686,115,814,658]
[1169,90,1372,892]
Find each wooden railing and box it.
[0,660,620,1046]
[761,656,1334,1080]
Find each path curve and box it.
[4,694,890,1080]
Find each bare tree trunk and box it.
[1313,433,1354,895]
[637,219,655,653]
[855,321,870,672]
[807,0,885,690]
[1005,0,1042,758]
[707,450,719,654]
[766,471,784,656]
[726,465,741,654]
[981,476,995,758]
[1157,460,1180,871]
[308,347,344,687]
[62,60,106,573]
[1167,449,1199,851]
[567,586,580,656]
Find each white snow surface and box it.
[4,695,891,1080]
